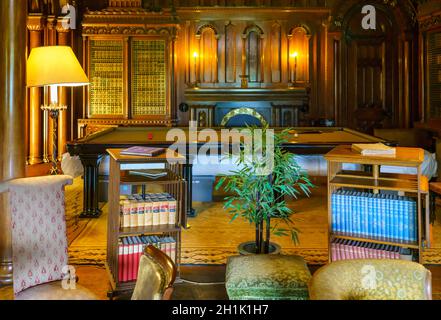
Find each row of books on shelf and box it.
[331,239,413,262]
[331,190,417,243]
[118,235,177,283]
[120,193,177,229]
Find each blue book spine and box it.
[331,192,337,231]
[391,195,398,241]
[411,198,417,242]
[367,194,373,238]
[402,197,410,243]
[335,190,343,232]
[405,197,416,241]
[407,197,416,242]
[351,191,360,236]
[398,196,405,242]
[381,194,388,240]
[378,194,385,240]
[342,191,348,235]
[361,193,369,237]
[372,194,379,238]
[349,191,355,236]
[384,195,391,240]
[388,195,394,240]
[356,192,362,236]
[331,192,337,232]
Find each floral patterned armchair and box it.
[0,175,97,300]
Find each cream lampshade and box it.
[26,46,89,175]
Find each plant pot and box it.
[237,241,281,255]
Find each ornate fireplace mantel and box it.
[184,87,310,127]
[185,87,309,102]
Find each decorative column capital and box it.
[27,14,45,31]
[46,16,57,30]
[56,18,71,33]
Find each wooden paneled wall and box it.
[24,0,424,154]
[175,9,328,124]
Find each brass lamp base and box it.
[41,104,67,175]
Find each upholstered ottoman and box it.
[226,254,311,300]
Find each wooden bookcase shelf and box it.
[105,149,186,297]
[118,225,181,237]
[325,145,431,263]
[332,234,420,250]
[329,175,425,193]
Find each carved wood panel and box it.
[270,22,282,83]
[225,22,237,83]
[340,6,398,133]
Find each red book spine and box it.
[118,241,123,282]
[138,239,143,278]
[128,238,134,281]
[133,238,140,280]
[122,239,129,282]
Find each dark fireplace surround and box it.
[185,88,310,127]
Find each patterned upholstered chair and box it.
[131,245,177,300]
[0,175,97,300]
[226,254,312,300]
[309,259,432,300]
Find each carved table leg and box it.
[183,162,196,218]
[79,154,103,218]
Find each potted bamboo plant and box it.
[215,126,313,254]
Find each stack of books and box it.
[120,146,165,157]
[118,235,177,283]
[331,239,406,261]
[120,193,177,228]
[351,143,396,156]
[331,190,417,242]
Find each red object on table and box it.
[148,133,153,140]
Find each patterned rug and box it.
[66,178,441,266]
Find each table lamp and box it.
[27,46,89,174]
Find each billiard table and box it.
[67,126,386,218]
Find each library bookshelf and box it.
[105,149,186,298]
[324,145,431,263]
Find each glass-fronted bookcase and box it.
[79,9,179,136]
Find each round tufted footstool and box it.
[226,254,312,300]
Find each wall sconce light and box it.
[290,51,299,86]
[193,51,199,88]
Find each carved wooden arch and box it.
[242,24,264,39]
[330,0,417,32]
[196,23,219,37]
[342,2,395,38]
[195,23,220,83]
[242,24,264,83]
[288,24,312,37]
[287,25,311,84]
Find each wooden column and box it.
[0,0,27,286]
[27,15,45,165]
[56,19,72,159]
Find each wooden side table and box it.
[325,145,430,263]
